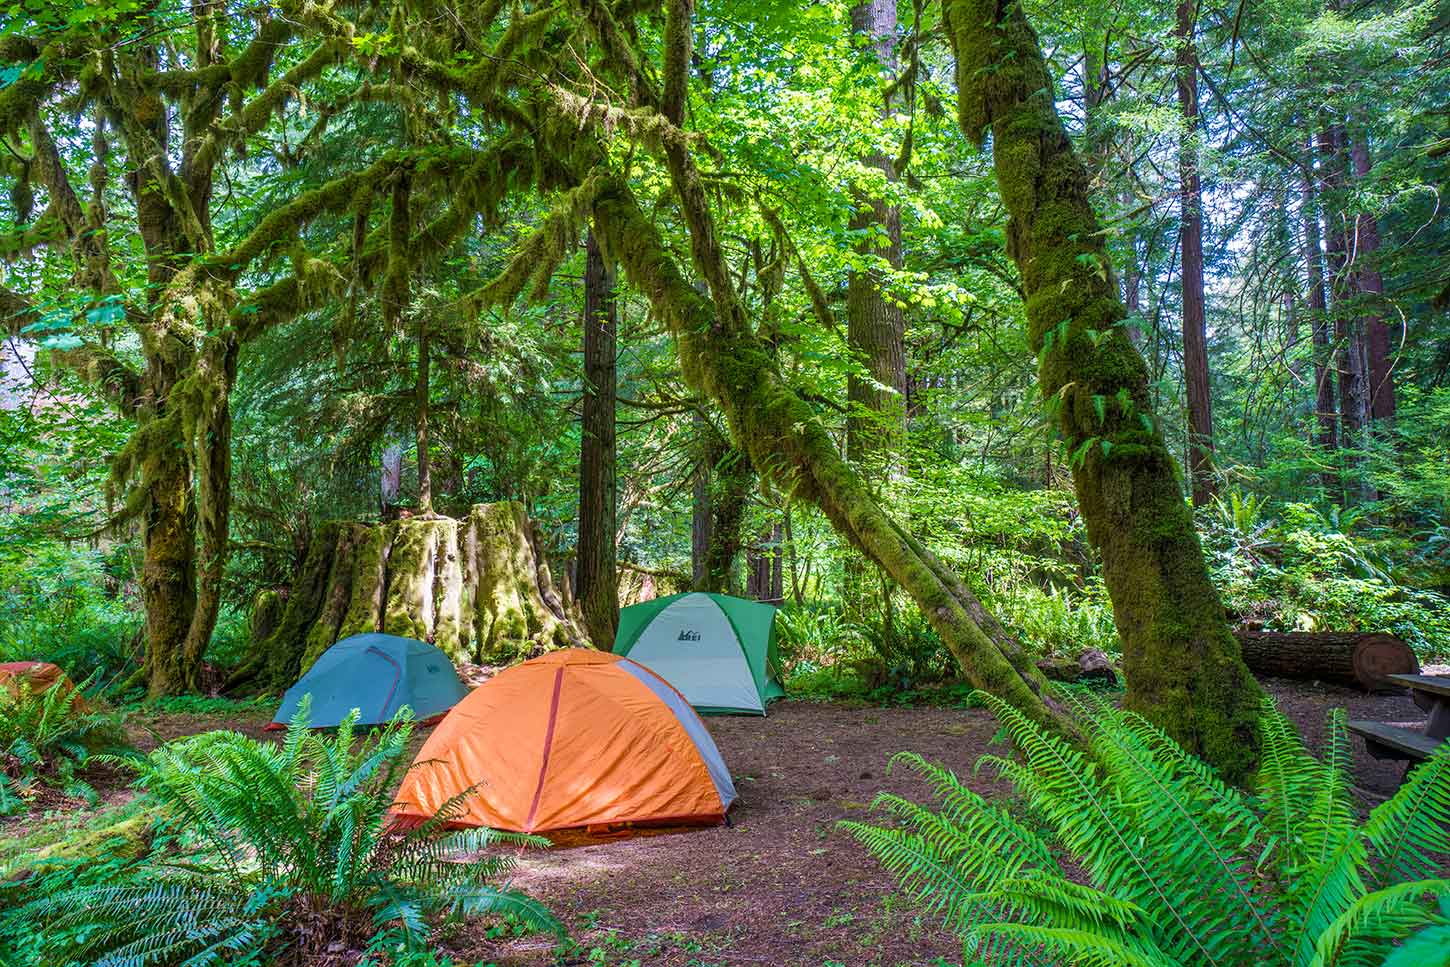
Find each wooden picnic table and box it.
[1349,674,1450,776]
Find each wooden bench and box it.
[1347,719,1442,761]
[1347,674,1450,782]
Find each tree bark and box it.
[1349,136,1396,422]
[1318,126,1370,456]
[1176,0,1215,507]
[943,0,1264,778]
[231,503,587,685]
[706,440,753,594]
[416,312,432,514]
[1234,631,1418,692]
[845,0,908,478]
[577,229,619,646]
[1300,160,1339,464]
[691,410,714,589]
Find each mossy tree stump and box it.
[229,502,587,690]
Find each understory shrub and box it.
[0,541,142,686]
[988,580,1119,659]
[847,692,1450,966]
[0,678,132,815]
[16,703,560,966]
[1202,492,1450,656]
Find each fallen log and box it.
[1234,631,1419,692]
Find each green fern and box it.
[20,699,562,966]
[845,693,1450,967]
[0,676,133,815]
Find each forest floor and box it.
[3,676,1440,967]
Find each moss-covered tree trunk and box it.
[943,0,1263,778]
[510,0,1064,735]
[229,503,586,690]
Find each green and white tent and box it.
[613,592,784,715]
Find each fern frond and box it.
[1361,746,1450,887]
[1308,877,1450,967]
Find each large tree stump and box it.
[228,503,587,691]
[1234,630,1419,692]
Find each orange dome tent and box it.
[391,649,736,834]
[0,661,78,701]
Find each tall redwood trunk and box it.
[1300,160,1339,462]
[1318,125,1370,466]
[1350,137,1396,422]
[577,230,619,646]
[1176,0,1214,506]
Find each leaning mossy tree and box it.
[942,0,1264,776]
[353,0,1264,770]
[228,502,587,691]
[320,0,1064,733]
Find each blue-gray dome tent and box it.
[268,633,468,730]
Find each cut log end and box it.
[1234,630,1419,693]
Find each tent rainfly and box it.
[268,633,468,730]
[0,661,80,702]
[613,592,784,715]
[389,649,736,834]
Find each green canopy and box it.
[613,592,784,715]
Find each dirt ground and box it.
[455,678,1434,967]
[5,677,1438,966]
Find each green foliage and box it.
[846,692,1450,966]
[0,540,141,685]
[1201,492,1450,656]
[991,581,1120,659]
[0,677,131,815]
[14,702,561,966]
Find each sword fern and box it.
[845,693,1450,967]
[19,699,560,966]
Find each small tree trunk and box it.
[1319,125,1370,471]
[1176,0,1215,507]
[139,369,199,696]
[416,312,432,514]
[381,441,404,514]
[577,229,619,646]
[844,0,908,617]
[691,412,712,589]
[844,0,907,475]
[704,443,752,594]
